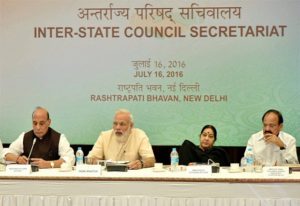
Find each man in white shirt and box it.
[4,106,75,168]
[245,109,298,166]
[0,139,3,162]
[88,109,155,169]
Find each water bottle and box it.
[240,156,247,172]
[76,147,84,165]
[245,147,254,172]
[170,148,179,171]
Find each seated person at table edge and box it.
[4,106,75,168]
[0,138,3,162]
[179,125,230,166]
[245,109,298,165]
[88,109,155,170]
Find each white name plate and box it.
[76,164,102,176]
[6,164,31,175]
[263,166,289,177]
[187,165,212,176]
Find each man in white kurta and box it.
[88,109,155,169]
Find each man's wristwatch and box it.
[50,161,54,168]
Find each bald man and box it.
[4,107,75,168]
[245,109,298,166]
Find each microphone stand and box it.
[27,138,37,164]
[26,138,39,172]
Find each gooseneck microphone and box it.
[27,138,37,164]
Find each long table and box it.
[0,167,300,206]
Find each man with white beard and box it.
[88,109,155,169]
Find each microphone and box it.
[207,159,220,173]
[207,159,215,165]
[27,138,37,164]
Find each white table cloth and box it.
[0,167,299,206]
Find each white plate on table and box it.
[153,168,166,172]
[59,168,72,172]
[229,168,242,173]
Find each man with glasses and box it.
[4,106,74,168]
[88,109,155,170]
[245,109,298,166]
